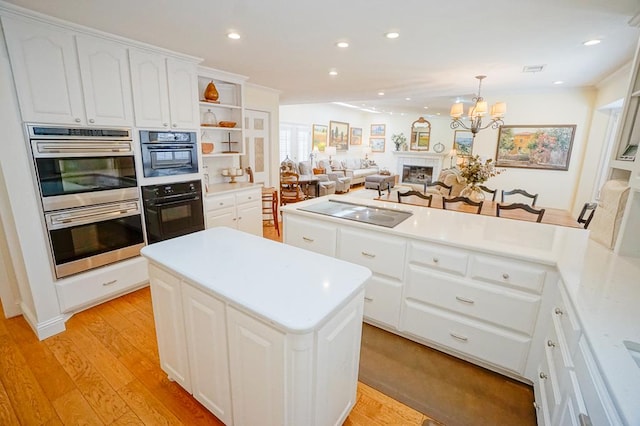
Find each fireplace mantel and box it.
[393,151,447,185]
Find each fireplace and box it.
[402,165,433,186]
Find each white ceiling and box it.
[4,0,640,116]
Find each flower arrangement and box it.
[391,133,407,151]
[459,155,503,186]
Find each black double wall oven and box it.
[29,125,144,279]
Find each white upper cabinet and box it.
[2,16,85,125]
[2,16,134,126]
[76,35,133,126]
[129,49,198,130]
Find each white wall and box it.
[281,87,598,210]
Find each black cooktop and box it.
[298,200,412,228]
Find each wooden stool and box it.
[261,187,280,236]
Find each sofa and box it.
[318,158,379,187]
[281,159,336,197]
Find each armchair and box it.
[327,171,351,193]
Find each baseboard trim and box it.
[20,302,68,340]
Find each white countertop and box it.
[283,195,590,265]
[140,227,371,333]
[283,195,640,424]
[206,182,261,196]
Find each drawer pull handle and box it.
[554,307,564,315]
[578,413,592,426]
[432,257,439,263]
[455,296,475,304]
[364,296,373,302]
[449,332,468,342]
[302,236,314,242]
[547,340,556,348]
[539,372,548,380]
[502,273,510,280]
[361,251,376,258]
[102,279,117,287]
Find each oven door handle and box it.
[47,203,140,230]
[147,196,201,208]
[145,144,194,150]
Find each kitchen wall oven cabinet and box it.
[129,49,199,130]
[1,16,133,126]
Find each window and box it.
[279,123,311,163]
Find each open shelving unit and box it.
[196,67,247,157]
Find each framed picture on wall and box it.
[312,124,328,152]
[370,137,385,152]
[496,124,576,170]
[370,124,385,136]
[329,120,349,151]
[453,130,473,156]
[350,127,362,145]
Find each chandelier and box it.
[450,75,506,139]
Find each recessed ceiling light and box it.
[583,39,601,46]
[384,32,400,39]
[328,69,338,76]
[553,80,564,85]
[424,106,429,109]
[336,41,349,48]
[405,97,411,101]
[227,32,241,40]
[378,91,385,96]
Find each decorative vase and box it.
[461,184,485,202]
[204,81,219,102]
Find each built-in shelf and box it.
[198,101,242,110]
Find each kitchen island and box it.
[281,195,640,426]
[140,227,371,426]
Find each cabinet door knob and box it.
[539,372,548,380]
[172,123,178,128]
[554,307,564,315]
[238,216,242,220]
[89,118,95,123]
[74,118,81,123]
[502,273,510,280]
[163,123,169,127]
[547,340,556,348]
[432,257,439,263]
[533,402,539,410]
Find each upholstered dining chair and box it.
[280,171,306,205]
[577,202,597,229]
[397,190,433,206]
[496,203,545,222]
[442,196,483,214]
[478,185,497,201]
[501,189,538,206]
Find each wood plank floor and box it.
[0,286,437,425]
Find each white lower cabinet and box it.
[148,262,364,425]
[205,188,262,237]
[284,215,337,257]
[181,282,232,425]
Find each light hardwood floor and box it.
[0,285,438,425]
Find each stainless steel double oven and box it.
[29,125,144,278]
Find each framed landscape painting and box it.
[350,127,362,145]
[370,137,385,152]
[312,124,328,152]
[329,120,349,151]
[496,125,576,170]
[370,124,385,136]
[453,130,473,156]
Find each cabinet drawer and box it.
[56,257,148,312]
[538,348,562,423]
[408,240,468,276]
[401,301,531,373]
[205,194,235,211]
[406,265,540,335]
[470,255,546,293]
[363,275,402,329]
[284,215,337,257]
[554,371,588,426]
[338,228,406,280]
[236,189,260,205]
[555,284,582,357]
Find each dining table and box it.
[375,191,582,228]
[298,174,320,198]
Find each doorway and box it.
[241,109,271,185]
